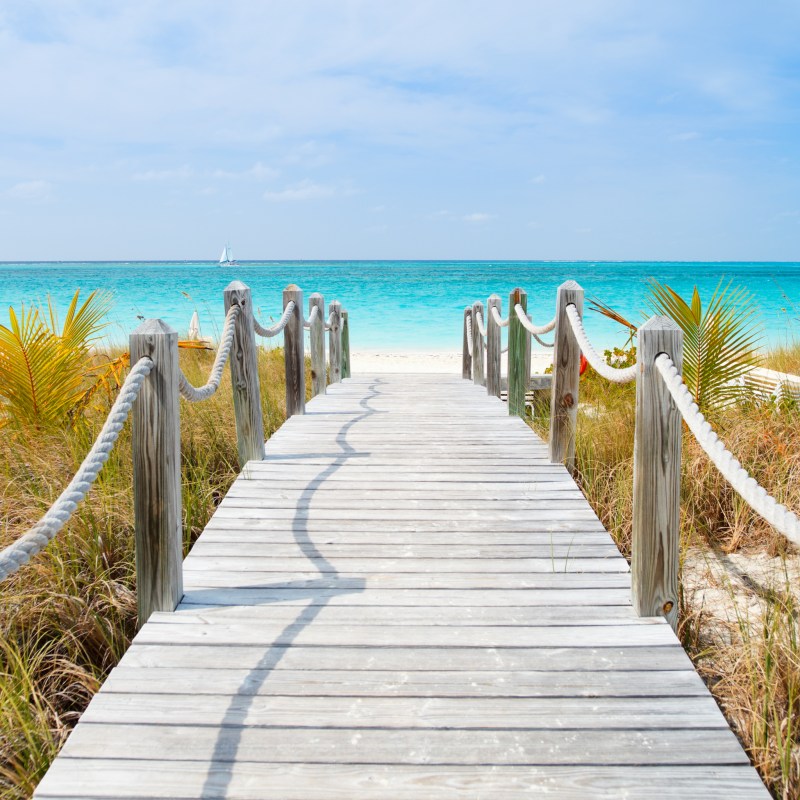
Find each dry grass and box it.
[532,347,800,798]
[0,345,301,800]
[763,343,800,376]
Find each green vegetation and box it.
[0,297,298,798]
[531,323,800,797]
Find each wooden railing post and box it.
[224,281,265,466]
[329,300,342,384]
[472,300,485,387]
[283,284,305,416]
[632,316,683,631]
[130,319,182,628]
[341,310,351,379]
[462,307,473,379]
[549,280,583,470]
[486,294,501,398]
[309,293,326,397]
[507,287,528,417]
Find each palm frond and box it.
[647,279,762,410]
[586,296,638,347]
[0,291,116,428]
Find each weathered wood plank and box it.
[632,316,683,630]
[34,761,771,800]
[129,319,182,627]
[283,284,305,416]
[224,281,266,465]
[34,371,765,799]
[57,724,751,766]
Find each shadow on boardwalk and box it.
[199,381,382,799]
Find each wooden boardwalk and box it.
[35,374,768,798]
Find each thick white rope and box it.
[253,300,295,338]
[0,357,154,582]
[514,304,556,336]
[465,314,473,357]
[475,310,488,338]
[491,306,509,328]
[565,304,637,384]
[324,310,336,332]
[178,304,239,402]
[303,305,320,330]
[656,354,800,545]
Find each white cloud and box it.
[132,165,194,181]
[531,174,546,184]
[4,180,54,201]
[263,179,336,202]
[463,212,494,224]
[671,131,700,141]
[213,162,279,181]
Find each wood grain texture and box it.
[341,310,351,379]
[486,293,502,397]
[471,300,485,387]
[461,307,472,379]
[283,285,305,417]
[308,293,326,397]
[507,287,528,418]
[34,372,766,799]
[328,300,342,384]
[549,280,583,471]
[129,319,183,627]
[224,281,266,465]
[631,316,684,629]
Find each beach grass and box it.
[531,343,800,798]
[0,345,303,799]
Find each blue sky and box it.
[1,1,799,260]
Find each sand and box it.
[351,349,554,374]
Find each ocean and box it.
[0,260,798,352]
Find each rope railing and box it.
[0,357,154,583]
[514,304,555,336]
[465,313,473,356]
[253,300,295,338]
[656,353,800,545]
[460,278,798,633]
[178,304,240,402]
[491,306,509,328]
[2,281,349,625]
[564,304,637,384]
[475,310,488,338]
[303,304,320,330]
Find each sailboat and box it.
[219,244,237,266]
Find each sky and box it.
[1,1,799,261]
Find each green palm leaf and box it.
[0,290,114,429]
[648,279,762,410]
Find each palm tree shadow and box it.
[199,379,383,798]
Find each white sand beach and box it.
[350,349,554,374]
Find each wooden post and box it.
[507,287,528,418]
[308,293,326,397]
[283,285,305,417]
[462,307,473,380]
[472,300,485,387]
[486,295,502,398]
[224,281,265,466]
[632,316,683,631]
[341,310,351,379]
[130,320,182,628]
[549,280,583,470]
[329,301,342,384]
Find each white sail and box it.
[188,311,201,341]
[219,246,228,264]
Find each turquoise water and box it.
[1,261,798,351]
